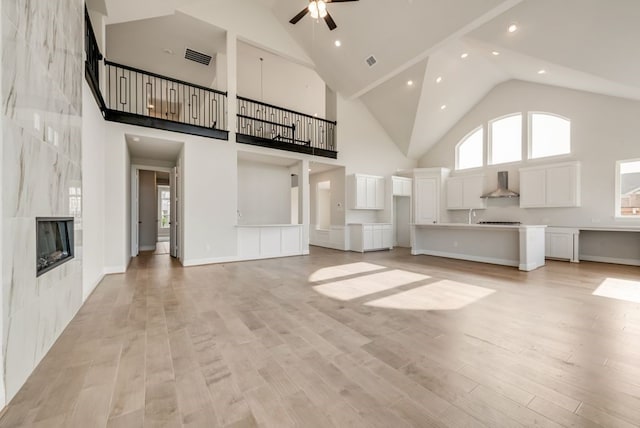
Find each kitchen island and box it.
[411,223,546,271]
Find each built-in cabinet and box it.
[413,168,449,224]
[349,174,385,210]
[392,176,412,197]
[545,227,579,262]
[446,174,486,210]
[349,223,392,252]
[520,161,581,208]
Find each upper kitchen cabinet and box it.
[392,176,412,197]
[446,174,486,210]
[413,168,449,224]
[348,174,385,210]
[520,161,581,208]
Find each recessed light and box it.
[508,24,518,33]
[435,76,442,83]
[537,69,546,74]
[334,40,341,47]
[407,80,414,86]
[440,104,447,110]
[132,137,140,142]
[162,48,174,55]
[492,51,500,56]
[460,53,469,59]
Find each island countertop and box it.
[413,223,546,229]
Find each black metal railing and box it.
[84,6,105,109]
[237,96,336,154]
[105,61,228,131]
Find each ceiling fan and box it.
[289,0,359,31]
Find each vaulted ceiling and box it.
[98,0,640,160]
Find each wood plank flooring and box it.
[1,247,639,427]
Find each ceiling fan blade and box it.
[324,11,337,30]
[289,7,309,24]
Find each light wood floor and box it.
[1,247,640,427]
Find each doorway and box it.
[132,166,179,257]
[127,134,184,261]
[394,196,411,247]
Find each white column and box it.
[226,31,237,143]
[301,159,310,254]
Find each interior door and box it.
[170,166,178,258]
[132,169,140,256]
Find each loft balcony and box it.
[236,96,337,159]
[84,8,337,159]
[103,61,229,140]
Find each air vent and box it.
[365,55,377,67]
[184,48,212,66]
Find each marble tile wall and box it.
[1,0,83,402]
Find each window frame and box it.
[488,112,523,166]
[455,125,485,171]
[615,158,640,220]
[528,111,571,160]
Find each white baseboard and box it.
[139,245,156,251]
[579,255,640,266]
[83,272,106,301]
[104,265,126,274]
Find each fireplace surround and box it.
[36,217,74,276]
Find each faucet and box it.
[468,209,475,224]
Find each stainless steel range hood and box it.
[481,171,519,198]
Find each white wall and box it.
[81,81,106,299]
[182,138,237,265]
[178,0,312,66]
[419,80,640,229]
[237,41,325,117]
[104,126,129,272]
[237,160,291,225]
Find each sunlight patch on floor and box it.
[309,262,387,282]
[312,270,430,301]
[364,280,496,311]
[593,277,640,304]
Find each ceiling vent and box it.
[184,48,212,66]
[365,55,377,68]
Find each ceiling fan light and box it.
[308,1,327,19]
[308,1,319,18]
[318,0,327,17]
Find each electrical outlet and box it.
[453,241,458,248]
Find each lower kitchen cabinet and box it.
[545,227,579,262]
[349,223,392,252]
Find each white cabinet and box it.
[545,227,579,262]
[446,174,486,209]
[392,176,412,197]
[413,168,449,224]
[349,224,392,252]
[349,174,385,210]
[520,162,580,208]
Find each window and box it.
[530,113,570,159]
[456,127,483,170]
[616,159,640,218]
[160,190,170,228]
[489,114,522,165]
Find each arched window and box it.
[529,112,571,159]
[456,127,483,170]
[489,113,522,165]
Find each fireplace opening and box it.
[36,217,74,276]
